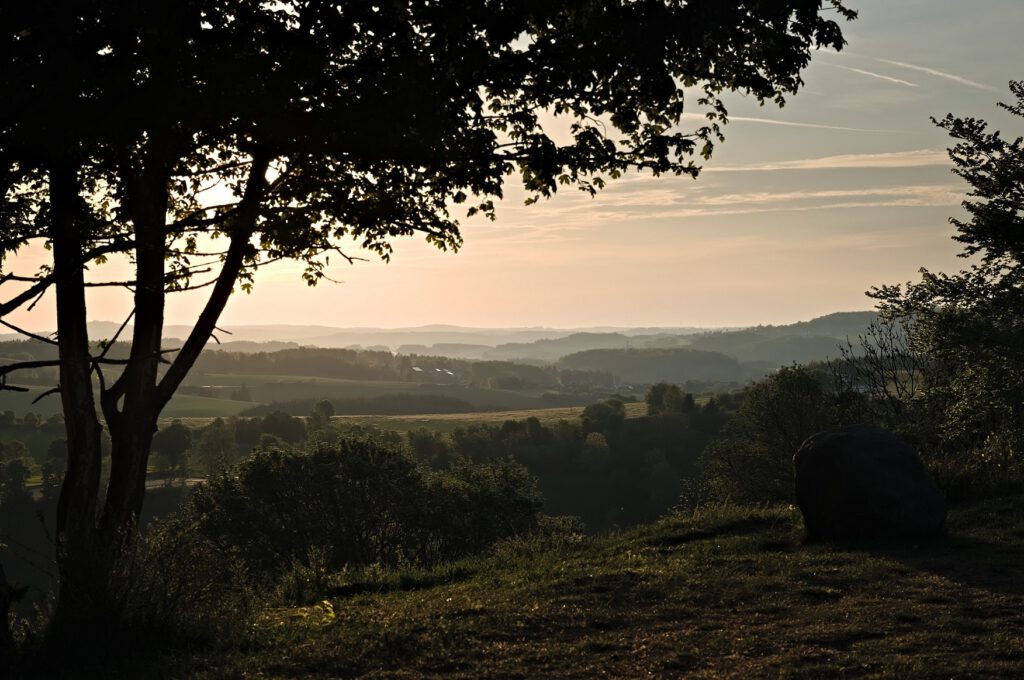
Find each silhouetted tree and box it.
[697,366,836,503]
[645,382,695,415]
[151,420,192,479]
[581,399,626,438]
[866,82,1024,495]
[229,384,253,402]
[310,399,335,429]
[0,458,32,510]
[261,410,306,444]
[193,418,237,475]
[0,0,854,625]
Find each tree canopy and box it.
[868,81,1024,494]
[0,0,853,624]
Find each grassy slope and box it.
[187,496,1024,679]
[162,393,256,418]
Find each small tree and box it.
[581,399,626,438]
[645,382,696,415]
[310,399,335,429]
[0,458,32,510]
[697,366,837,504]
[151,420,193,480]
[261,410,306,444]
[194,419,237,476]
[0,441,27,464]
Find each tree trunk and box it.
[0,562,16,661]
[50,161,108,624]
[98,169,168,548]
[47,152,268,629]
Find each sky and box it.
[7,0,1024,331]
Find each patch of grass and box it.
[0,385,62,417]
[172,495,1024,679]
[161,393,256,418]
[194,373,562,411]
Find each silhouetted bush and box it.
[179,439,542,587]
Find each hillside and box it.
[558,347,769,385]
[172,495,1024,679]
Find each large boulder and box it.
[793,426,945,541]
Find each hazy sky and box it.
[8,0,1024,330]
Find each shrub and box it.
[694,366,840,505]
[180,438,542,591]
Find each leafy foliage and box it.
[645,382,696,416]
[694,365,840,504]
[866,82,1024,499]
[180,438,542,584]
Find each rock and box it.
[793,425,945,541]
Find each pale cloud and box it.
[706,149,949,172]
[868,57,999,92]
[694,185,959,207]
[826,64,919,88]
[486,182,962,230]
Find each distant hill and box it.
[4,312,875,367]
[474,312,876,366]
[484,333,632,363]
[397,343,493,360]
[684,311,875,365]
[558,348,771,386]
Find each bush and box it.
[26,519,254,678]
[112,519,255,645]
[694,366,841,505]
[180,438,542,595]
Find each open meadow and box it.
[166,496,1024,679]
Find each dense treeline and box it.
[239,393,477,417]
[403,396,736,530]
[0,340,616,394]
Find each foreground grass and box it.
[174,495,1024,679]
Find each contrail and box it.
[828,64,918,88]
[869,57,998,92]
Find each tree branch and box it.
[157,151,272,405]
[0,318,58,345]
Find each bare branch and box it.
[0,360,60,379]
[0,277,53,317]
[0,318,57,345]
[32,386,61,404]
[158,150,273,404]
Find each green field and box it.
[3,370,608,424]
[162,393,257,418]
[330,402,649,433]
[194,372,571,411]
[0,384,62,417]
[161,402,648,431]
[178,495,1024,678]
